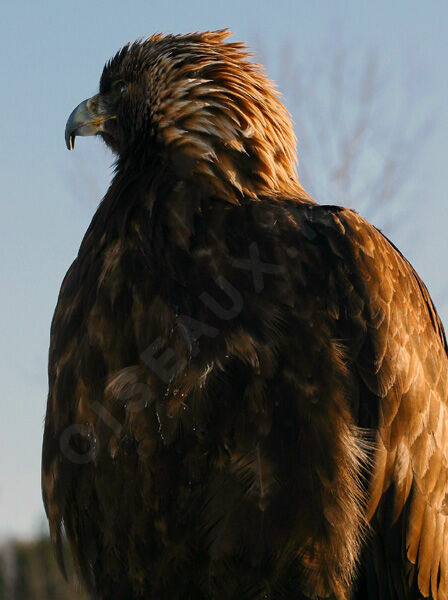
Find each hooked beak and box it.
[65,94,115,150]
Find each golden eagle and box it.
[42,30,448,599]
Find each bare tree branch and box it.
[257,35,436,239]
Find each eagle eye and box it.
[112,80,127,95]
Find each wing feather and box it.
[327,207,448,599]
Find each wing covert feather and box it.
[316,207,448,599]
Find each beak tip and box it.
[64,128,74,150]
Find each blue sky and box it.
[0,0,447,540]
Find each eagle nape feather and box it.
[42,29,448,600]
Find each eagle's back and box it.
[43,191,448,599]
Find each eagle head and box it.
[65,30,306,202]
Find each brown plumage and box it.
[42,30,448,599]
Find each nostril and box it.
[87,96,99,113]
